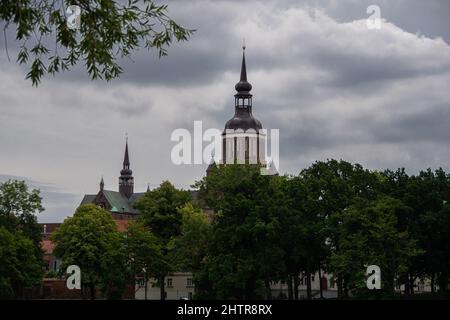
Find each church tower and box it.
[222,46,266,165]
[119,138,134,198]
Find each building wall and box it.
[270,271,338,299]
[222,130,266,165]
[135,273,195,300]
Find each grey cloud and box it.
[1,0,450,222]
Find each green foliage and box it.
[0,0,194,85]
[329,196,420,297]
[0,179,44,299]
[51,204,127,299]
[192,160,449,300]
[133,180,192,299]
[195,165,285,299]
[0,226,43,299]
[169,203,211,272]
[126,220,168,285]
[135,180,191,241]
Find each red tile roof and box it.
[40,219,131,255]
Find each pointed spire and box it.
[206,154,217,176]
[147,184,150,192]
[240,45,247,82]
[100,176,104,191]
[123,134,130,169]
[235,45,252,93]
[119,135,134,198]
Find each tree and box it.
[0,179,44,298]
[382,168,450,294]
[169,203,211,273]
[280,174,327,300]
[126,221,168,300]
[0,0,194,85]
[0,226,43,299]
[300,160,382,298]
[51,204,127,299]
[134,180,191,300]
[329,196,420,298]
[195,164,284,299]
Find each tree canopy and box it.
[0,179,44,299]
[51,204,127,299]
[0,0,194,85]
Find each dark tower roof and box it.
[235,50,252,94]
[124,140,130,167]
[100,176,104,191]
[119,137,134,199]
[121,139,132,175]
[224,46,263,132]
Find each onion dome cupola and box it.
[224,46,263,132]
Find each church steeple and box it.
[222,45,265,166]
[119,137,134,198]
[234,46,253,108]
[99,176,104,191]
[123,139,130,170]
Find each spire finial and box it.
[100,176,104,191]
[242,38,246,51]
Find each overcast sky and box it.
[1,0,450,222]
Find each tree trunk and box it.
[337,275,343,299]
[318,267,324,299]
[293,273,299,300]
[438,272,448,292]
[264,278,272,300]
[160,276,166,300]
[90,284,96,300]
[306,267,312,300]
[343,277,349,299]
[287,275,293,300]
[404,275,410,295]
[144,278,148,300]
[431,273,435,293]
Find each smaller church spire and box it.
[123,134,130,169]
[100,176,104,191]
[119,136,134,199]
[206,154,217,176]
[147,184,150,192]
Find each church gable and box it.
[93,190,112,211]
